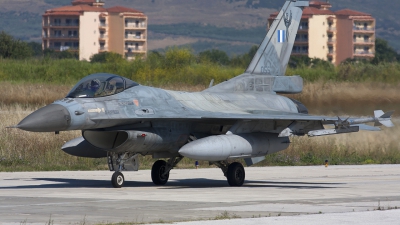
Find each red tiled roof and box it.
[107,6,143,14]
[335,9,371,16]
[73,0,96,3]
[303,7,334,15]
[45,5,106,13]
[309,1,332,6]
[269,6,333,19]
[44,11,82,16]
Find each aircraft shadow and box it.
[0,177,344,189]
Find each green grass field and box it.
[0,56,399,172]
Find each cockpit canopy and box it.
[66,73,139,98]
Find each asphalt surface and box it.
[0,165,399,224]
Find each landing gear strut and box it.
[108,152,139,188]
[151,156,183,185]
[213,161,245,186]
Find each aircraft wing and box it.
[90,109,393,137]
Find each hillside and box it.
[0,0,398,54]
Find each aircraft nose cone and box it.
[17,104,71,132]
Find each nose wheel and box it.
[111,171,124,188]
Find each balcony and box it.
[99,23,108,28]
[292,50,308,55]
[47,23,79,27]
[354,50,375,57]
[48,34,79,39]
[125,24,147,29]
[125,35,146,40]
[327,38,336,43]
[354,39,375,45]
[298,26,308,31]
[125,46,146,53]
[353,27,375,32]
[328,50,336,55]
[99,34,108,39]
[327,27,336,32]
[294,38,308,43]
[47,46,79,51]
[99,46,108,51]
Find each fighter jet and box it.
[14,0,394,188]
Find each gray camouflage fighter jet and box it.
[14,0,394,188]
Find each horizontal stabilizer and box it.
[380,110,394,119]
[379,120,395,128]
[375,110,395,127]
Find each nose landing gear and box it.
[111,171,124,188]
[108,153,139,188]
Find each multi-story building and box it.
[268,1,376,65]
[42,0,147,61]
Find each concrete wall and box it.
[79,12,101,61]
[335,16,354,64]
[308,15,328,60]
[108,13,125,56]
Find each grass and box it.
[0,56,399,171]
[0,80,399,171]
[1,57,400,87]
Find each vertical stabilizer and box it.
[246,0,309,76]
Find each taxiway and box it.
[0,165,399,224]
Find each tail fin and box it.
[374,110,395,127]
[246,0,309,76]
[203,0,308,94]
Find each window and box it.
[54,30,61,37]
[66,73,139,98]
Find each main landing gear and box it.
[213,161,245,186]
[151,156,183,185]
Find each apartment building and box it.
[268,1,376,65]
[42,0,147,61]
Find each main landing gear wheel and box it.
[151,160,170,185]
[111,171,124,188]
[227,162,245,187]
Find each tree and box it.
[43,48,78,60]
[27,41,43,57]
[371,38,399,64]
[164,47,195,70]
[289,55,311,68]
[90,52,123,63]
[230,45,258,68]
[198,49,230,65]
[0,31,32,59]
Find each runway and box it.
[0,165,399,224]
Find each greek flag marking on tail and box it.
[277,30,286,43]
